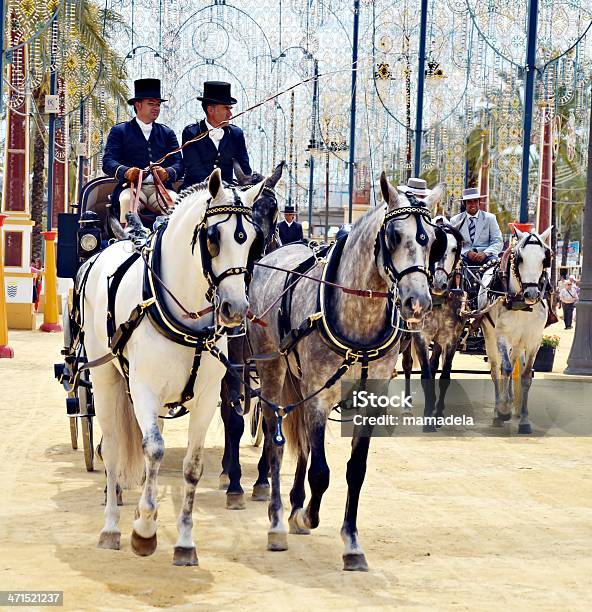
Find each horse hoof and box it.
[498,412,512,422]
[267,531,288,551]
[130,530,157,557]
[422,424,437,433]
[251,483,270,501]
[173,546,198,566]
[97,531,120,550]
[491,417,504,427]
[219,474,230,490]
[518,423,532,435]
[343,553,369,572]
[289,509,310,535]
[226,492,246,510]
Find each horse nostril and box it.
[220,300,233,320]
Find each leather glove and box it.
[153,166,169,183]
[124,167,142,183]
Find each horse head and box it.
[203,169,265,326]
[512,226,553,304]
[234,159,284,252]
[431,218,463,295]
[379,172,445,322]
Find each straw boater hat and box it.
[397,177,432,197]
[461,187,486,201]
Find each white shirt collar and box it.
[467,210,480,219]
[205,119,225,148]
[135,117,153,140]
[284,220,294,226]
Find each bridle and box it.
[377,204,434,285]
[191,187,265,302]
[432,226,462,290]
[508,232,551,299]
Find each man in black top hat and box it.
[102,78,183,226]
[181,81,252,188]
[277,205,304,245]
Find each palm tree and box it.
[29,1,128,258]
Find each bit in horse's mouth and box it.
[405,319,421,329]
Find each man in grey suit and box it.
[450,187,503,264]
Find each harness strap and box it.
[107,252,142,342]
[130,171,143,215]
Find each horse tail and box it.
[281,371,309,458]
[114,383,145,488]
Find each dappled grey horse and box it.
[401,220,466,426]
[247,173,446,571]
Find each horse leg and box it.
[219,384,231,490]
[494,338,513,424]
[172,385,219,566]
[129,383,163,557]
[416,337,437,432]
[518,350,536,435]
[252,418,271,501]
[435,342,456,419]
[288,450,310,534]
[95,369,128,550]
[402,343,413,414]
[297,412,330,533]
[429,342,442,378]
[256,359,288,551]
[341,432,373,571]
[225,406,246,509]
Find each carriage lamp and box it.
[77,211,102,260]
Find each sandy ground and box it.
[1,316,591,611]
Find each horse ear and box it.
[380,171,398,207]
[208,168,223,200]
[539,225,553,245]
[267,160,285,188]
[233,160,249,186]
[425,183,445,215]
[243,179,266,207]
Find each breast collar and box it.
[316,234,403,361]
[143,225,219,347]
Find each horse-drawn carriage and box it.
[54,174,269,472]
[54,177,119,471]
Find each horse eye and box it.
[451,248,457,253]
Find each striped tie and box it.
[468,217,476,244]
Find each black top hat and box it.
[127,78,167,105]
[197,81,237,105]
[283,205,297,214]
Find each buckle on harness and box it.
[139,297,156,311]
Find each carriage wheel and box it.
[69,415,78,450]
[250,400,264,447]
[81,416,94,472]
[78,366,95,472]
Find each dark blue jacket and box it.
[278,220,304,245]
[102,118,184,211]
[181,120,251,188]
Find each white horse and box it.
[480,226,553,433]
[79,169,263,565]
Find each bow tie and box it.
[209,127,224,143]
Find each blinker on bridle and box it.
[378,196,434,285]
[191,187,266,301]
